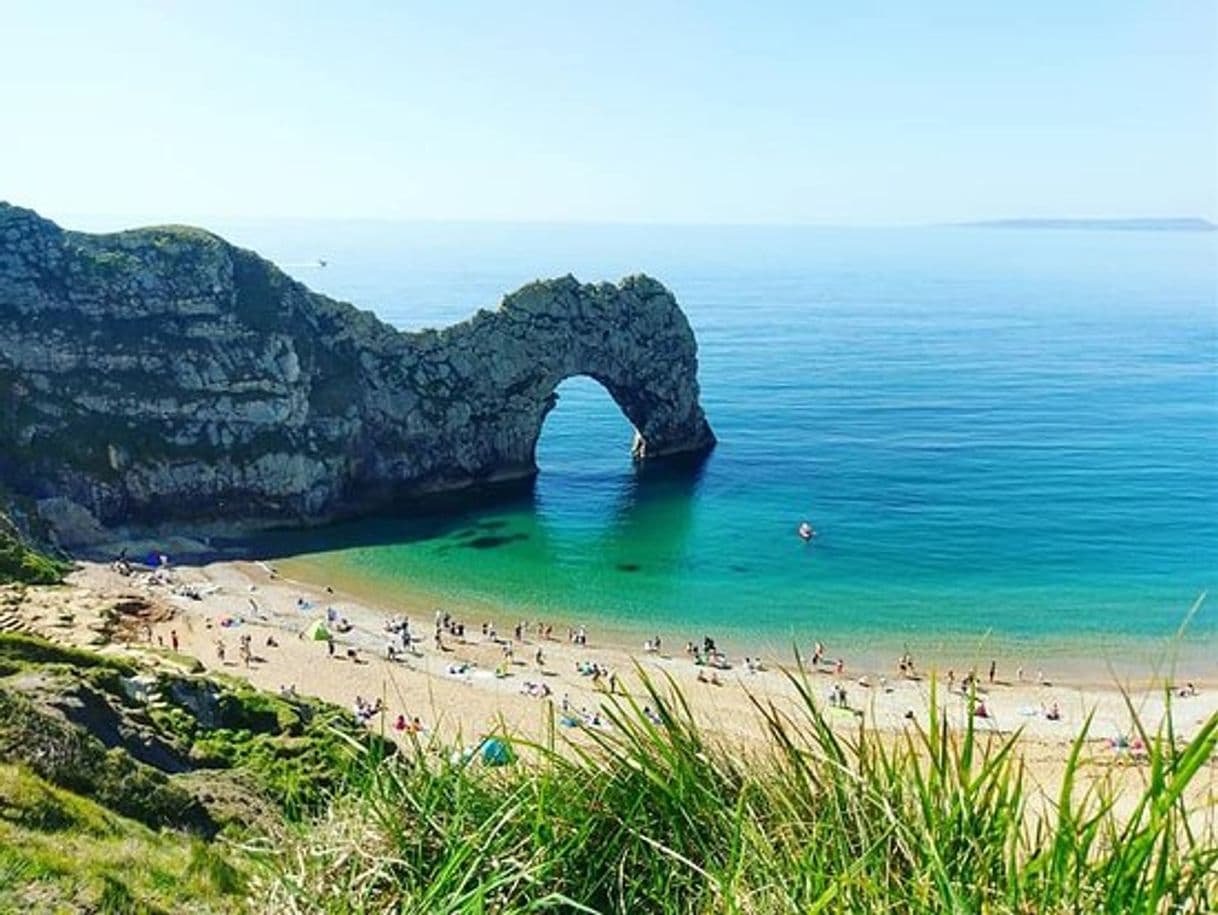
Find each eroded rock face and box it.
[0,203,714,543]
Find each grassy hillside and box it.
[0,632,388,912]
[0,764,245,914]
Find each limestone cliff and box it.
[0,204,714,543]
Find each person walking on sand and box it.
[327,635,335,658]
[989,660,997,683]
[170,629,179,653]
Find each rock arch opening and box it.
[534,375,641,478]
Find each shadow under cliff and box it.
[150,450,712,568]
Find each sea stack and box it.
[0,204,715,544]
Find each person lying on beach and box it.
[1178,682,1198,698]
[352,696,384,726]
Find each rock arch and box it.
[0,205,715,540]
[432,274,716,481]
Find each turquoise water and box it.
[229,222,1218,656]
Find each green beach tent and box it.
[306,620,330,641]
[480,737,513,767]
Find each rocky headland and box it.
[0,203,714,546]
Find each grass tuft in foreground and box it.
[261,665,1217,914]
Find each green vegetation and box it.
[150,673,391,818]
[1,628,1214,912]
[0,632,135,676]
[0,512,68,585]
[0,632,385,911]
[0,764,247,914]
[264,667,1217,914]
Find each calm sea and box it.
[213,221,1217,663]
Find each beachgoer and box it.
[989,660,996,683]
[170,630,179,652]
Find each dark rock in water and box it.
[0,203,715,545]
[462,533,529,550]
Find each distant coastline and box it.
[954,217,1216,232]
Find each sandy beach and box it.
[6,553,1214,770]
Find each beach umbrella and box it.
[480,737,513,766]
[305,620,330,641]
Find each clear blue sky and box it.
[3,1,1215,225]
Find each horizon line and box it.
[17,204,1218,233]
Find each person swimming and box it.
[798,521,816,541]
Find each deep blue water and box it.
[217,221,1218,657]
